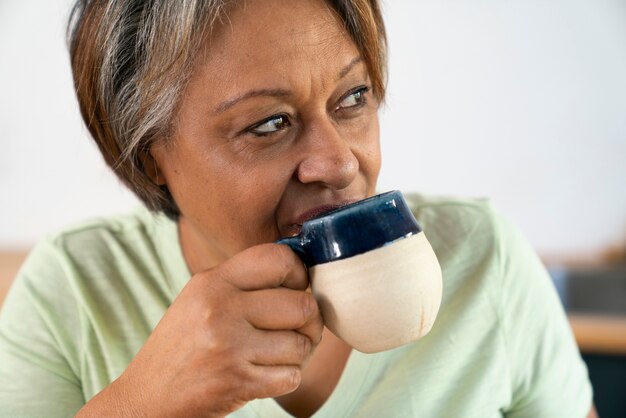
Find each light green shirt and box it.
[0,194,592,417]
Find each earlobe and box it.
[142,150,167,186]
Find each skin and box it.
[75,0,600,416]
[77,0,379,417]
[157,1,380,272]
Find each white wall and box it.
[377,0,626,257]
[2,0,626,257]
[0,0,140,250]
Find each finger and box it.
[245,365,302,399]
[218,243,308,291]
[240,288,323,344]
[246,329,313,367]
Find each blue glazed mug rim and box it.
[277,190,421,267]
[304,190,398,222]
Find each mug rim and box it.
[277,190,422,266]
[304,190,400,224]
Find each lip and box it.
[285,199,360,236]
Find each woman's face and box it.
[152,0,381,268]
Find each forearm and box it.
[75,377,148,418]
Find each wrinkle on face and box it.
[153,0,381,272]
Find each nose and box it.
[295,119,359,190]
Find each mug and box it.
[278,190,443,353]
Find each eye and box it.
[248,114,291,136]
[336,86,370,110]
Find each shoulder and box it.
[29,207,175,273]
[403,192,540,331]
[405,192,499,233]
[41,207,167,256]
[14,207,175,302]
[404,192,506,269]
[374,193,592,416]
[405,191,550,307]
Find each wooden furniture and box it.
[569,314,626,355]
[545,258,626,356]
[0,251,28,306]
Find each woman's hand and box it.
[76,243,323,418]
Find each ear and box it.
[141,149,167,186]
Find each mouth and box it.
[285,200,359,236]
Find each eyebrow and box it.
[214,56,364,114]
[337,56,364,81]
[214,88,291,114]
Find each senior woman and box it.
[0,0,595,417]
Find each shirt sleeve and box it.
[0,239,84,418]
[494,212,593,418]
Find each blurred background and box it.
[1,0,625,258]
[1,0,625,415]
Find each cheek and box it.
[206,153,295,228]
[175,158,289,250]
[208,161,294,247]
[353,113,382,178]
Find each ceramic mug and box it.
[278,190,443,353]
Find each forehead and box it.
[190,0,362,93]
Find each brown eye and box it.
[249,114,291,136]
[337,86,369,110]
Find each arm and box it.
[587,405,599,418]
[76,244,323,417]
[1,241,321,417]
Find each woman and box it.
[0,0,595,417]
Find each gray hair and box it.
[68,0,386,219]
